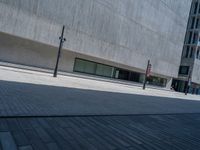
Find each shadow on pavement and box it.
[0,80,200,117]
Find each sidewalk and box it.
[0,61,170,91]
[0,65,199,101]
[0,65,200,117]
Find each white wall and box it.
[0,0,192,78]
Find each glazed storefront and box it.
[73,58,167,87]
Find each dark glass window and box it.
[197,49,200,59]
[191,17,195,29]
[194,2,198,14]
[193,33,198,44]
[196,18,199,28]
[190,47,194,58]
[96,64,113,77]
[199,3,200,13]
[74,58,114,78]
[179,66,189,75]
[188,32,192,44]
[185,46,190,58]
[73,58,167,87]
[74,58,96,74]
[147,76,167,87]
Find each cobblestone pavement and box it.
[1,80,200,117]
[0,114,200,150]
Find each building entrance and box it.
[172,79,187,92]
[74,58,167,87]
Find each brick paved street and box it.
[1,67,200,150]
[1,80,200,117]
[0,114,200,150]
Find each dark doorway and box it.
[129,72,140,82]
[172,79,187,92]
[118,69,130,80]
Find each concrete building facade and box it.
[0,0,192,88]
[172,0,200,95]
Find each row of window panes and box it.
[147,76,167,87]
[184,46,195,58]
[192,1,200,14]
[73,58,167,87]
[196,48,200,59]
[189,17,200,29]
[183,46,200,59]
[179,66,190,75]
[74,59,114,78]
[186,31,199,44]
[188,87,200,95]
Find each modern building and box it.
[172,0,200,95]
[0,0,192,89]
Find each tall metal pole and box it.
[53,25,66,77]
[185,71,191,95]
[143,60,150,90]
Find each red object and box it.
[147,64,152,77]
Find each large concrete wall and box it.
[0,33,76,72]
[0,0,192,78]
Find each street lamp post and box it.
[53,25,66,77]
[143,60,151,90]
[185,71,191,95]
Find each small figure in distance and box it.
[170,85,175,91]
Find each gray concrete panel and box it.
[0,0,192,78]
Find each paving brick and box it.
[0,112,200,149]
[0,119,8,131]
[12,131,29,146]
[35,127,53,143]
[0,70,200,117]
[0,132,17,150]
[18,145,33,150]
[46,142,60,150]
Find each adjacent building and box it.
[0,0,192,89]
[172,0,200,95]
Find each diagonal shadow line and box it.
[0,80,200,118]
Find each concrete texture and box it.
[0,66,200,117]
[0,0,192,79]
[0,32,76,72]
[1,114,200,150]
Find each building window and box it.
[194,2,198,14]
[197,49,200,59]
[179,66,189,75]
[96,64,113,77]
[190,47,194,58]
[74,58,96,74]
[185,46,190,58]
[191,17,195,29]
[147,76,167,87]
[196,18,199,28]
[187,32,192,44]
[74,58,114,78]
[193,32,198,44]
[199,3,200,13]
[73,58,167,87]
